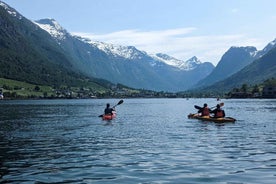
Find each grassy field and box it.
[0,78,55,99]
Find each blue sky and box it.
[3,0,276,65]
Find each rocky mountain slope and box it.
[0,1,110,91]
[35,18,214,91]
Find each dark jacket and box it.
[104,107,114,115]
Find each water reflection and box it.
[0,99,276,183]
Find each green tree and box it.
[241,84,248,93]
[34,85,40,91]
[252,85,260,94]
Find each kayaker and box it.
[198,103,210,117]
[211,104,225,118]
[104,103,114,115]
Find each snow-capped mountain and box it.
[183,56,202,70]
[35,18,208,71]
[192,38,276,90]
[151,54,202,71]
[1,1,276,93]
[36,19,147,60]
[256,38,276,58]
[0,1,97,88]
[89,41,147,60]
[32,18,214,91]
[193,46,260,89]
[35,18,68,41]
[0,1,22,19]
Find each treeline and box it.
[226,78,276,98]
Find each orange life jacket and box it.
[202,107,210,116]
[215,110,224,118]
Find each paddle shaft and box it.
[195,102,224,110]
[99,100,123,117]
[211,102,224,109]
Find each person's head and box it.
[204,103,207,107]
[216,104,220,109]
[106,103,110,108]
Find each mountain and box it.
[192,38,276,91]
[193,46,258,89]
[202,44,276,92]
[35,18,214,91]
[193,39,276,90]
[151,54,202,71]
[0,1,109,90]
[257,39,276,57]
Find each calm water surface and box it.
[0,98,275,183]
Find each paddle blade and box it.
[194,105,201,110]
[98,114,103,117]
[112,99,124,108]
[117,99,124,106]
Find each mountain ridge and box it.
[34,18,214,91]
[1,1,275,94]
[192,38,276,90]
[36,18,212,71]
[0,1,111,92]
[202,45,276,92]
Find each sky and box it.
[3,0,276,66]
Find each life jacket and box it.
[202,107,210,116]
[215,110,224,118]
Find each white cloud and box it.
[73,28,266,66]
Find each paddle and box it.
[113,99,124,108]
[194,105,201,110]
[192,102,224,117]
[211,102,224,109]
[194,102,224,110]
[98,99,124,117]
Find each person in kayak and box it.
[104,103,114,115]
[211,104,225,118]
[198,103,211,117]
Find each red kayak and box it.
[102,111,116,120]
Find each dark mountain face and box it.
[202,45,276,92]
[193,46,258,89]
[192,37,276,92]
[0,2,107,89]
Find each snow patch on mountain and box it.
[34,18,146,60]
[152,53,202,71]
[34,19,67,40]
[151,53,183,67]
[185,56,202,69]
[270,39,276,46]
[0,1,22,19]
[258,38,276,57]
[34,18,207,70]
[86,39,147,60]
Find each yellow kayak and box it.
[188,113,236,123]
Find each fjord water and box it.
[0,98,275,183]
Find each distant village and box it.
[1,82,275,99]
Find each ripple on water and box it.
[0,99,276,183]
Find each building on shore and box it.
[262,86,276,98]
